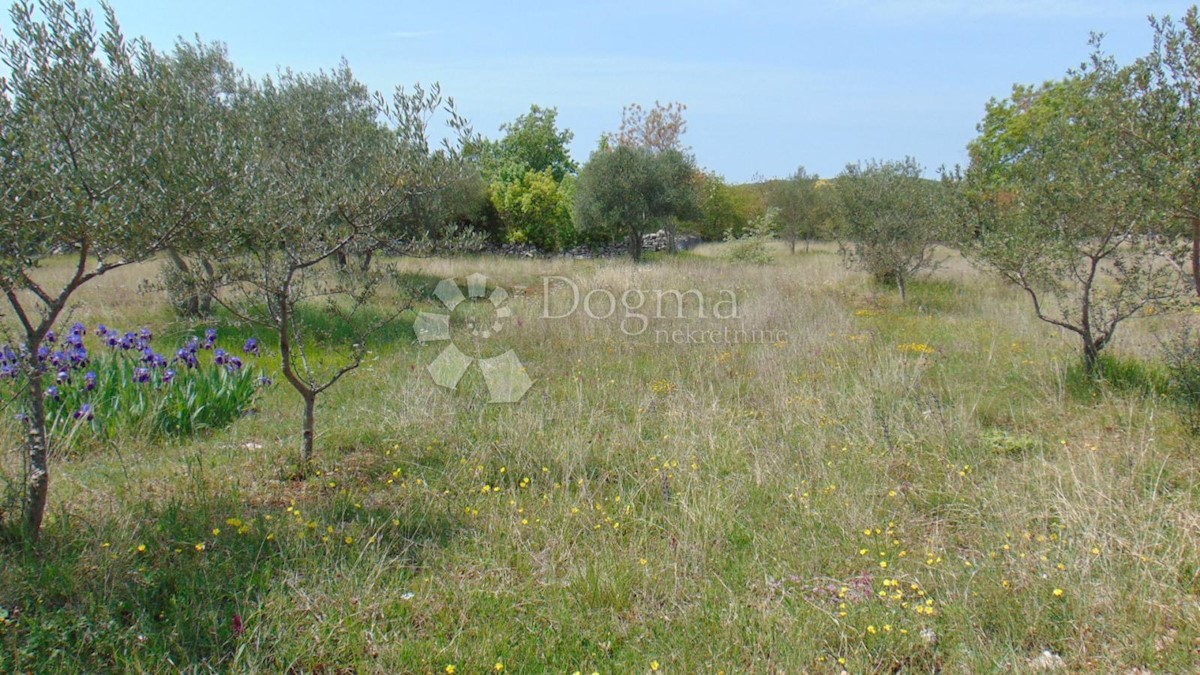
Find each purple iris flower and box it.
[56,369,70,384]
[162,369,176,384]
[46,386,60,401]
[45,330,56,344]
[84,371,97,391]
[133,368,151,384]
[175,348,199,369]
[214,348,227,365]
[243,337,259,356]
[69,347,89,367]
[226,356,243,372]
[73,404,94,421]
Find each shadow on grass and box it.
[0,486,461,672]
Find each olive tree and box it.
[768,167,831,254]
[573,145,699,261]
[154,41,251,317]
[965,66,1186,372]
[1127,9,1200,296]
[373,161,489,258]
[207,65,470,468]
[0,1,237,538]
[835,157,950,302]
[607,101,693,251]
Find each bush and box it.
[1161,323,1200,428]
[724,207,778,264]
[491,168,576,252]
[1064,352,1167,401]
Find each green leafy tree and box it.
[493,167,574,250]
[352,140,488,268]
[0,1,238,538]
[493,104,577,182]
[694,171,748,241]
[768,167,831,254]
[965,67,1185,372]
[835,158,950,302]
[154,41,252,317]
[480,105,578,249]
[1128,9,1200,296]
[574,146,699,261]
[207,66,470,468]
[600,101,696,252]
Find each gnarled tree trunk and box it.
[24,371,50,538]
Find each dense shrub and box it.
[1161,323,1200,429]
[723,207,778,264]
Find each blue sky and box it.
[10,0,1196,182]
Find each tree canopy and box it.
[834,157,950,302]
[1127,8,1200,295]
[494,104,577,182]
[574,145,699,261]
[207,66,471,466]
[473,105,578,249]
[965,65,1185,369]
[0,0,243,537]
[766,167,834,254]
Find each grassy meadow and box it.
[2,243,1199,672]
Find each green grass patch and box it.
[1065,352,1168,401]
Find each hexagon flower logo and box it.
[414,272,532,403]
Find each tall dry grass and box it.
[1,244,1197,672]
